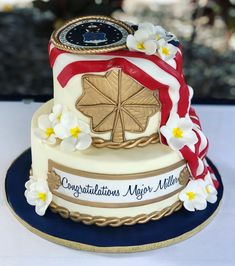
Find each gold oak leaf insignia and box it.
[76,69,160,143]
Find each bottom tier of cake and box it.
[31,100,191,225]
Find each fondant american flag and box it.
[48,41,218,188]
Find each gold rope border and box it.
[92,133,159,149]
[6,198,222,253]
[49,201,183,227]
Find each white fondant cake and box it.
[25,16,219,226]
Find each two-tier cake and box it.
[24,16,219,227]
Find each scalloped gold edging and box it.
[6,197,222,253]
[51,15,134,54]
[92,133,159,149]
[49,201,183,227]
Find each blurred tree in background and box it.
[33,0,123,28]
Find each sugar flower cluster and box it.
[160,112,218,211]
[179,173,217,211]
[34,104,92,151]
[126,22,178,60]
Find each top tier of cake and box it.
[49,16,183,147]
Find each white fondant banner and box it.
[48,161,187,206]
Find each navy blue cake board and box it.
[5,149,223,253]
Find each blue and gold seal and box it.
[51,16,134,54]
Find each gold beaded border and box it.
[49,201,183,227]
[51,15,134,54]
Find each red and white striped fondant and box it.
[48,41,218,188]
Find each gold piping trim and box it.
[51,16,134,54]
[49,201,183,227]
[92,133,159,149]
[48,159,186,180]
[52,186,186,208]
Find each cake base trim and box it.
[8,198,222,253]
[49,200,183,227]
[5,149,223,252]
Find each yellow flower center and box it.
[206,186,210,194]
[186,191,196,201]
[45,127,54,138]
[136,42,145,50]
[155,34,161,41]
[57,114,62,121]
[162,46,170,56]
[38,192,47,202]
[70,127,81,138]
[173,127,184,138]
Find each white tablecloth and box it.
[0,102,234,266]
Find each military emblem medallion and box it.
[51,16,134,53]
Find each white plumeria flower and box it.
[204,173,218,203]
[54,112,92,151]
[155,26,167,41]
[138,23,167,41]
[138,22,155,36]
[126,28,157,55]
[138,23,178,43]
[34,115,56,145]
[160,112,197,151]
[24,175,37,198]
[157,39,178,61]
[179,179,207,211]
[25,179,52,216]
[49,104,67,126]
